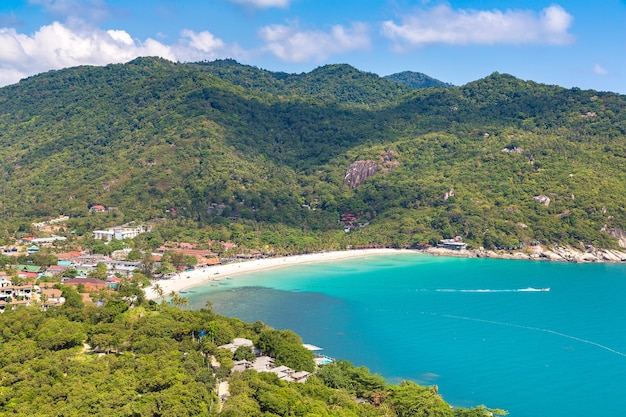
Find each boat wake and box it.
[421,312,626,358]
[433,287,550,293]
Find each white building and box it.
[93,225,147,241]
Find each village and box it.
[0,212,249,312]
[1,212,340,395]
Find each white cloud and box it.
[381,4,574,49]
[0,22,243,86]
[259,21,371,62]
[594,64,608,75]
[174,29,243,62]
[229,0,291,8]
[0,22,173,83]
[180,29,225,53]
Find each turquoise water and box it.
[185,254,626,416]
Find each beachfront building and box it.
[438,237,468,250]
[222,339,321,383]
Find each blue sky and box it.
[0,0,624,93]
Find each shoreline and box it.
[145,245,626,300]
[145,248,410,300]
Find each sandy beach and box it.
[145,248,414,300]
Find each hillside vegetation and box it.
[1,57,625,252]
[0,287,504,416]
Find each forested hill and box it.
[191,59,415,106]
[1,57,625,252]
[384,71,453,89]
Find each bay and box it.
[185,254,626,416]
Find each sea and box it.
[184,253,626,416]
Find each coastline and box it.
[145,245,626,300]
[145,248,410,300]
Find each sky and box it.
[0,0,624,93]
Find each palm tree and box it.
[40,293,48,311]
[153,283,165,304]
[169,291,182,307]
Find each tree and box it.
[118,280,145,306]
[140,252,155,278]
[387,381,453,417]
[257,329,314,372]
[88,262,108,280]
[233,345,256,362]
[35,317,85,350]
[156,261,176,276]
[63,267,79,278]
[153,283,165,304]
[127,249,142,261]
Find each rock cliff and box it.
[343,150,399,189]
[426,245,626,263]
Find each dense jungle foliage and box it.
[0,57,625,251]
[0,287,503,416]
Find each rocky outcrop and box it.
[343,160,378,189]
[425,244,626,264]
[533,194,551,206]
[442,189,455,201]
[501,147,524,154]
[343,150,399,189]
[603,227,626,248]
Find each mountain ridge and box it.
[1,58,625,252]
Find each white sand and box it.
[145,248,416,300]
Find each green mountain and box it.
[1,58,625,251]
[384,71,453,89]
[193,59,413,106]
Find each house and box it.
[232,360,253,373]
[102,260,140,273]
[437,236,468,251]
[269,365,296,382]
[17,264,41,273]
[0,274,11,287]
[0,284,36,302]
[46,265,68,275]
[7,299,32,309]
[217,338,254,353]
[291,371,311,383]
[90,205,107,212]
[92,230,115,240]
[31,236,67,246]
[40,288,65,307]
[93,225,147,241]
[249,356,275,372]
[18,271,39,282]
[266,365,311,383]
[56,251,83,262]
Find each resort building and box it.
[437,237,468,250]
[93,225,147,241]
